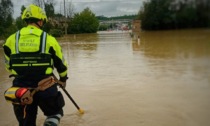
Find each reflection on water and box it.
[0,29,210,126]
[133,29,210,83]
[133,29,210,58]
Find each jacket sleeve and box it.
[3,34,16,74]
[3,45,11,72]
[47,35,68,81]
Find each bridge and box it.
[99,19,133,30]
[99,19,133,24]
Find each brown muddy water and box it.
[0,29,210,126]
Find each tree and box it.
[137,9,141,20]
[68,7,99,34]
[138,0,210,30]
[66,0,75,19]
[45,3,55,18]
[21,5,26,14]
[15,17,26,30]
[139,0,174,30]
[175,1,197,28]
[0,0,14,38]
[44,0,56,18]
[195,0,210,27]
[98,24,109,31]
[15,5,26,30]
[32,0,45,8]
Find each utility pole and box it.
[64,0,66,17]
[64,0,67,35]
[60,2,61,14]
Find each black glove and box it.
[59,76,68,88]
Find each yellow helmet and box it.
[22,4,48,22]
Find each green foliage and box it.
[21,5,26,15]
[45,3,54,18]
[0,0,14,38]
[110,15,138,20]
[68,7,99,34]
[139,0,174,30]
[98,24,109,31]
[97,15,138,21]
[4,24,17,38]
[43,22,53,33]
[96,16,109,21]
[49,29,63,37]
[14,5,27,30]
[194,0,210,27]
[175,3,197,28]
[15,17,26,30]
[138,0,210,30]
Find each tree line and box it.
[97,15,138,21]
[0,0,138,40]
[0,0,99,39]
[137,0,210,30]
[3,0,207,39]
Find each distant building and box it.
[132,20,141,32]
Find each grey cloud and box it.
[71,0,143,17]
[13,0,144,18]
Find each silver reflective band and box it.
[44,114,62,125]
[15,31,20,53]
[42,32,47,53]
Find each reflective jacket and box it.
[3,25,68,80]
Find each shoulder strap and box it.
[41,32,47,53]
[15,30,20,54]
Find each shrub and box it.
[49,29,63,37]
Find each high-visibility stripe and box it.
[44,114,62,125]
[32,63,50,66]
[4,87,22,104]
[15,31,20,53]
[5,91,17,98]
[59,71,67,77]
[12,63,50,67]
[4,87,19,98]
[41,32,46,53]
[5,91,16,95]
[45,118,59,125]
[12,31,54,76]
[12,64,29,67]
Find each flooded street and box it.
[0,29,210,126]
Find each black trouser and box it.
[13,84,65,126]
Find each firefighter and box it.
[3,4,68,126]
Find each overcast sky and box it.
[12,0,146,18]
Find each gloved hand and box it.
[59,76,68,89]
[60,81,66,88]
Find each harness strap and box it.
[41,32,47,53]
[15,30,20,54]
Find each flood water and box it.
[0,29,210,126]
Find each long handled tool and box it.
[54,76,85,114]
[59,84,84,114]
